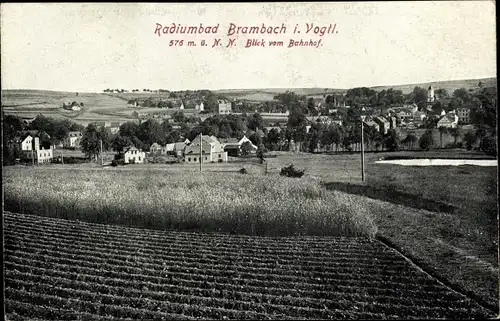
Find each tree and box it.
[413,86,428,109]
[452,88,470,103]
[419,130,434,150]
[256,147,265,164]
[438,126,448,148]
[308,131,321,153]
[402,134,417,150]
[81,124,105,160]
[480,135,497,156]
[449,127,462,145]
[266,128,281,151]
[247,113,264,131]
[463,131,476,150]
[240,141,253,156]
[435,88,449,100]
[383,129,399,152]
[139,119,163,146]
[112,135,133,153]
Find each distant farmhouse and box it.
[456,104,473,124]
[149,139,190,157]
[15,132,53,164]
[63,101,83,111]
[218,100,232,114]
[124,146,145,164]
[220,135,258,157]
[64,131,83,148]
[184,134,228,163]
[195,101,204,111]
[437,112,459,129]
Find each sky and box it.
[0,2,496,92]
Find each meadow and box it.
[2,167,377,238]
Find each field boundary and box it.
[376,234,499,316]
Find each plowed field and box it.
[3,212,493,320]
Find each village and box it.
[5,82,489,167]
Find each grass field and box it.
[2,149,498,313]
[3,167,377,238]
[3,212,494,320]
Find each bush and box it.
[419,130,434,151]
[280,164,305,178]
[111,160,118,167]
[239,167,248,174]
[480,135,497,156]
[444,142,464,149]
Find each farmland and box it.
[4,211,494,320]
[3,149,499,315]
[2,167,377,238]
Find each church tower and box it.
[427,85,435,103]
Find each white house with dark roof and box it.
[149,143,163,154]
[124,146,145,164]
[63,131,83,148]
[184,134,227,163]
[221,135,258,157]
[362,118,380,132]
[373,116,390,134]
[218,100,232,114]
[437,113,458,129]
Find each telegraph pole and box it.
[61,147,64,166]
[360,116,366,182]
[100,139,103,166]
[199,133,203,173]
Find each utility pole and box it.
[199,133,203,173]
[61,147,64,166]
[100,139,103,166]
[360,116,366,182]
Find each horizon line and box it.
[1,75,496,94]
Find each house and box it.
[218,100,232,114]
[195,102,205,111]
[124,146,145,164]
[306,116,334,126]
[20,147,54,164]
[373,116,390,134]
[413,110,427,121]
[395,108,413,121]
[16,134,40,151]
[362,119,380,132]
[149,143,163,154]
[456,105,473,124]
[71,105,81,111]
[64,131,83,148]
[264,126,282,133]
[221,135,258,157]
[184,134,228,163]
[436,113,458,128]
[108,122,121,134]
[15,134,53,164]
[173,141,188,156]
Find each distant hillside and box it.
[369,77,497,94]
[214,77,497,99]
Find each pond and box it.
[375,159,498,167]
